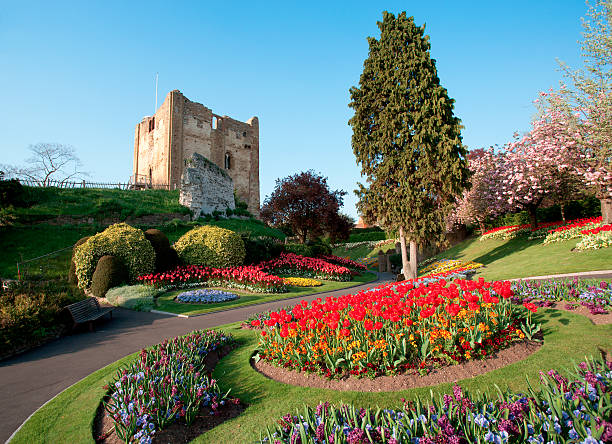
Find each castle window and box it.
[243,131,247,137]
[224,153,231,170]
[148,117,155,132]
[212,116,218,130]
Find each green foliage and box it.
[90,255,129,298]
[174,225,246,267]
[349,11,470,276]
[144,229,179,272]
[5,187,190,223]
[347,231,387,243]
[243,236,285,265]
[105,284,160,311]
[68,236,91,285]
[0,280,84,357]
[74,223,155,290]
[0,178,26,207]
[284,243,314,257]
[489,196,601,229]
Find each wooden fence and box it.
[16,178,172,190]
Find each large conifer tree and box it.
[349,11,469,279]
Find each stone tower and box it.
[132,90,260,215]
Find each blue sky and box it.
[0,1,586,219]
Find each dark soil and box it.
[544,300,612,325]
[95,401,245,444]
[253,339,542,392]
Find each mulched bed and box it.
[252,339,542,392]
[95,400,245,444]
[541,301,612,325]
[94,346,245,444]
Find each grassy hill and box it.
[0,186,286,279]
[429,235,611,281]
[334,234,611,281]
[6,187,191,223]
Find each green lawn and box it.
[11,308,612,443]
[0,225,98,279]
[10,187,190,223]
[428,235,612,280]
[0,218,285,280]
[154,272,377,316]
[332,242,395,260]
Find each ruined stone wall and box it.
[134,90,260,214]
[133,94,172,186]
[179,153,235,217]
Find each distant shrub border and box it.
[73,223,155,290]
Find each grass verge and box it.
[426,235,612,281]
[10,308,611,443]
[154,272,377,316]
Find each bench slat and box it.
[65,298,114,330]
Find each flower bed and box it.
[260,358,612,443]
[175,289,239,304]
[319,255,367,271]
[104,330,236,443]
[512,278,612,314]
[418,259,483,277]
[255,277,539,379]
[259,253,353,281]
[543,216,602,244]
[479,224,523,241]
[283,277,322,287]
[576,225,612,250]
[137,265,287,293]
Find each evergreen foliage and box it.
[73,223,155,290]
[144,229,179,272]
[90,255,129,298]
[349,11,469,278]
[174,225,246,267]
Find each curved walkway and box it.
[3,269,612,442]
[1,272,393,443]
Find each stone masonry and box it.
[179,153,235,218]
[133,90,260,215]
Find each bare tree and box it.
[10,143,88,186]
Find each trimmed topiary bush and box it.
[144,228,179,272]
[74,223,155,290]
[174,225,245,267]
[90,255,129,298]
[243,236,285,265]
[68,236,91,285]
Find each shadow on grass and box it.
[473,236,544,266]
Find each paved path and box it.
[3,269,612,442]
[1,273,393,443]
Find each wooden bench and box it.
[65,297,115,332]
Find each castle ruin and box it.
[132,90,260,214]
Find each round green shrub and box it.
[144,228,179,272]
[68,236,91,285]
[90,255,129,298]
[74,223,155,290]
[174,225,245,267]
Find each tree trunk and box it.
[399,227,410,281]
[560,203,566,222]
[477,219,485,235]
[527,206,538,230]
[601,197,612,225]
[409,241,417,279]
